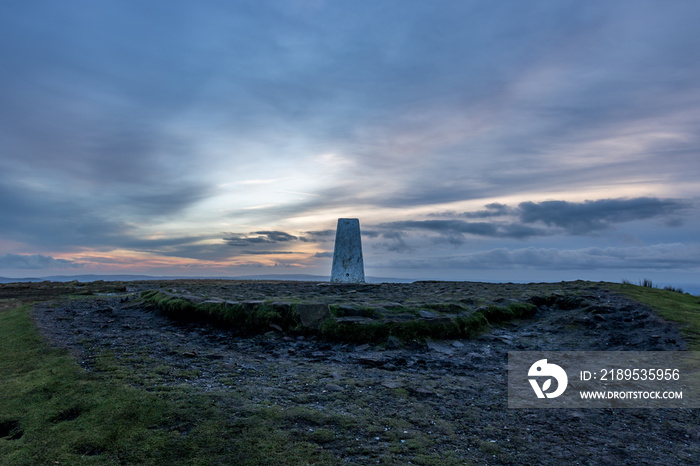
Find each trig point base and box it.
[330,218,365,283]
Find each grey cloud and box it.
[428,210,461,218]
[383,220,498,236]
[225,231,299,246]
[121,234,222,250]
[386,243,700,271]
[427,204,510,219]
[124,183,213,217]
[76,255,130,265]
[221,230,312,258]
[148,244,236,262]
[517,198,690,234]
[64,233,232,262]
[461,203,512,219]
[0,180,132,251]
[115,232,308,262]
[301,230,335,243]
[223,185,369,223]
[305,230,335,238]
[252,231,299,242]
[0,254,82,269]
[241,250,297,255]
[498,224,546,239]
[376,231,412,253]
[221,228,338,259]
[409,197,691,239]
[0,176,217,254]
[379,219,546,240]
[0,1,221,231]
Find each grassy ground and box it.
[3,282,699,464]
[609,283,700,350]
[0,304,340,465]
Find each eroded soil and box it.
[26,280,700,464]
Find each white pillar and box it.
[330,218,365,283]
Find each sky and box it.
[1,1,699,290]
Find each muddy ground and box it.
[23,280,700,464]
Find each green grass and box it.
[141,290,301,334]
[610,283,700,350]
[0,304,340,465]
[0,305,177,464]
[319,302,536,343]
[142,290,537,344]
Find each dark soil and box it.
[25,280,700,464]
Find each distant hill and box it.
[0,274,417,284]
[0,274,163,283]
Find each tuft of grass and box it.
[141,291,301,334]
[320,302,537,344]
[143,290,537,344]
[610,283,700,350]
[621,278,685,294]
[663,285,685,294]
[641,278,654,288]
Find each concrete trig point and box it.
[330,218,365,283]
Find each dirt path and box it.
[31,281,700,465]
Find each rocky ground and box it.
[27,280,700,464]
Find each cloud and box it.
[382,220,497,236]
[378,219,546,242]
[517,198,690,234]
[124,183,213,217]
[0,180,133,251]
[253,231,299,242]
[218,230,319,260]
[460,203,512,219]
[0,254,82,270]
[376,231,412,253]
[300,230,336,244]
[388,198,689,241]
[428,204,511,220]
[241,250,297,255]
[305,230,335,238]
[1,2,699,281]
[0,174,226,261]
[367,197,693,255]
[385,243,700,271]
[224,231,300,246]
